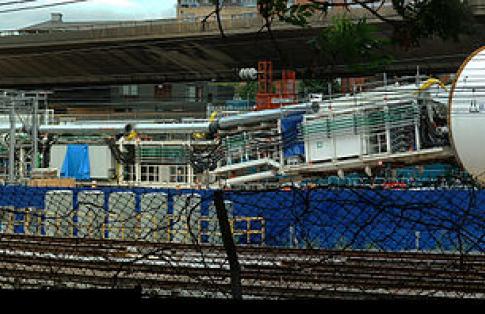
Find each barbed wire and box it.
[0,181,483,299]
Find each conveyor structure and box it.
[1,47,485,188]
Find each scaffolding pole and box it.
[32,95,38,170]
[8,105,15,183]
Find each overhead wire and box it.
[0,0,38,6]
[0,0,88,14]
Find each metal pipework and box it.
[214,102,314,130]
[39,123,212,135]
[0,122,211,135]
[0,103,315,136]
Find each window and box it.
[154,84,172,100]
[186,85,204,102]
[121,85,139,97]
[169,166,187,183]
[240,0,257,7]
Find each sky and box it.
[0,0,178,30]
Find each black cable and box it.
[0,0,37,7]
[0,0,88,14]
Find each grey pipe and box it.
[0,122,211,134]
[38,123,211,134]
[8,107,15,182]
[0,103,314,136]
[215,102,313,130]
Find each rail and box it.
[0,234,483,299]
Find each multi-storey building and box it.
[20,13,236,121]
[21,13,177,33]
[177,0,260,21]
[48,82,236,121]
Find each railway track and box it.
[0,234,483,299]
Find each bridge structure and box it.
[0,2,484,88]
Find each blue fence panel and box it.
[0,186,483,252]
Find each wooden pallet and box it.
[27,178,76,188]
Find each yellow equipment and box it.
[193,111,218,140]
[417,78,449,94]
[125,130,138,141]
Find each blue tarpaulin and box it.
[60,144,90,180]
[281,114,305,158]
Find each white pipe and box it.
[224,170,276,185]
[0,122,211,134]
[217,103,312,130]
[0,103,313,135]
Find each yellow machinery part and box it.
[193,111,218,139]
[125,130,138,141]
[417,78,449,93]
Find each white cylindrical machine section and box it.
[449,47,485,185]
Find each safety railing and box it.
[0,209,265,246]
[198,216,265,245]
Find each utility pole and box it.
[8,100,16,183]
[213,190,242,299]
[32,94,39,170]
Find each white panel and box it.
[88,145,115,180]
[207,201,233,245]
[449,47,485,184]
[307,138,333,162]
[77,191,105,239]
[108,192,136,240]
[0,206,13,234]
[172,194,201,244]
[140,192,168,242]
[49,145,67,177]
[335,134,361,158]
[49,145,114,180]
[45,190,73,237]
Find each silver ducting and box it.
[216,102,313,130]
[0,103,315,136]
[0,122,211,135]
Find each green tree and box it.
[299,78,341,96]
[203,0,475,72]
[236,81,258,101]
[310,15,392,73]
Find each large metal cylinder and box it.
[448,46,485,185]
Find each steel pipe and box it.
[0,122,211,134]
[0,103,313,136]
[216,103,312,130]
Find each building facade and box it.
[49,82,236,121]
[177,0,260,21]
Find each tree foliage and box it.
[311,16,392,73]
[236,81,258,101]
[299,78,341,96]
[389,0,475,47]
[202,0,476,73]
[257,0,319,27]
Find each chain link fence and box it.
[0,184,483,300]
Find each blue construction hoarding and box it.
[0,186,483,252]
